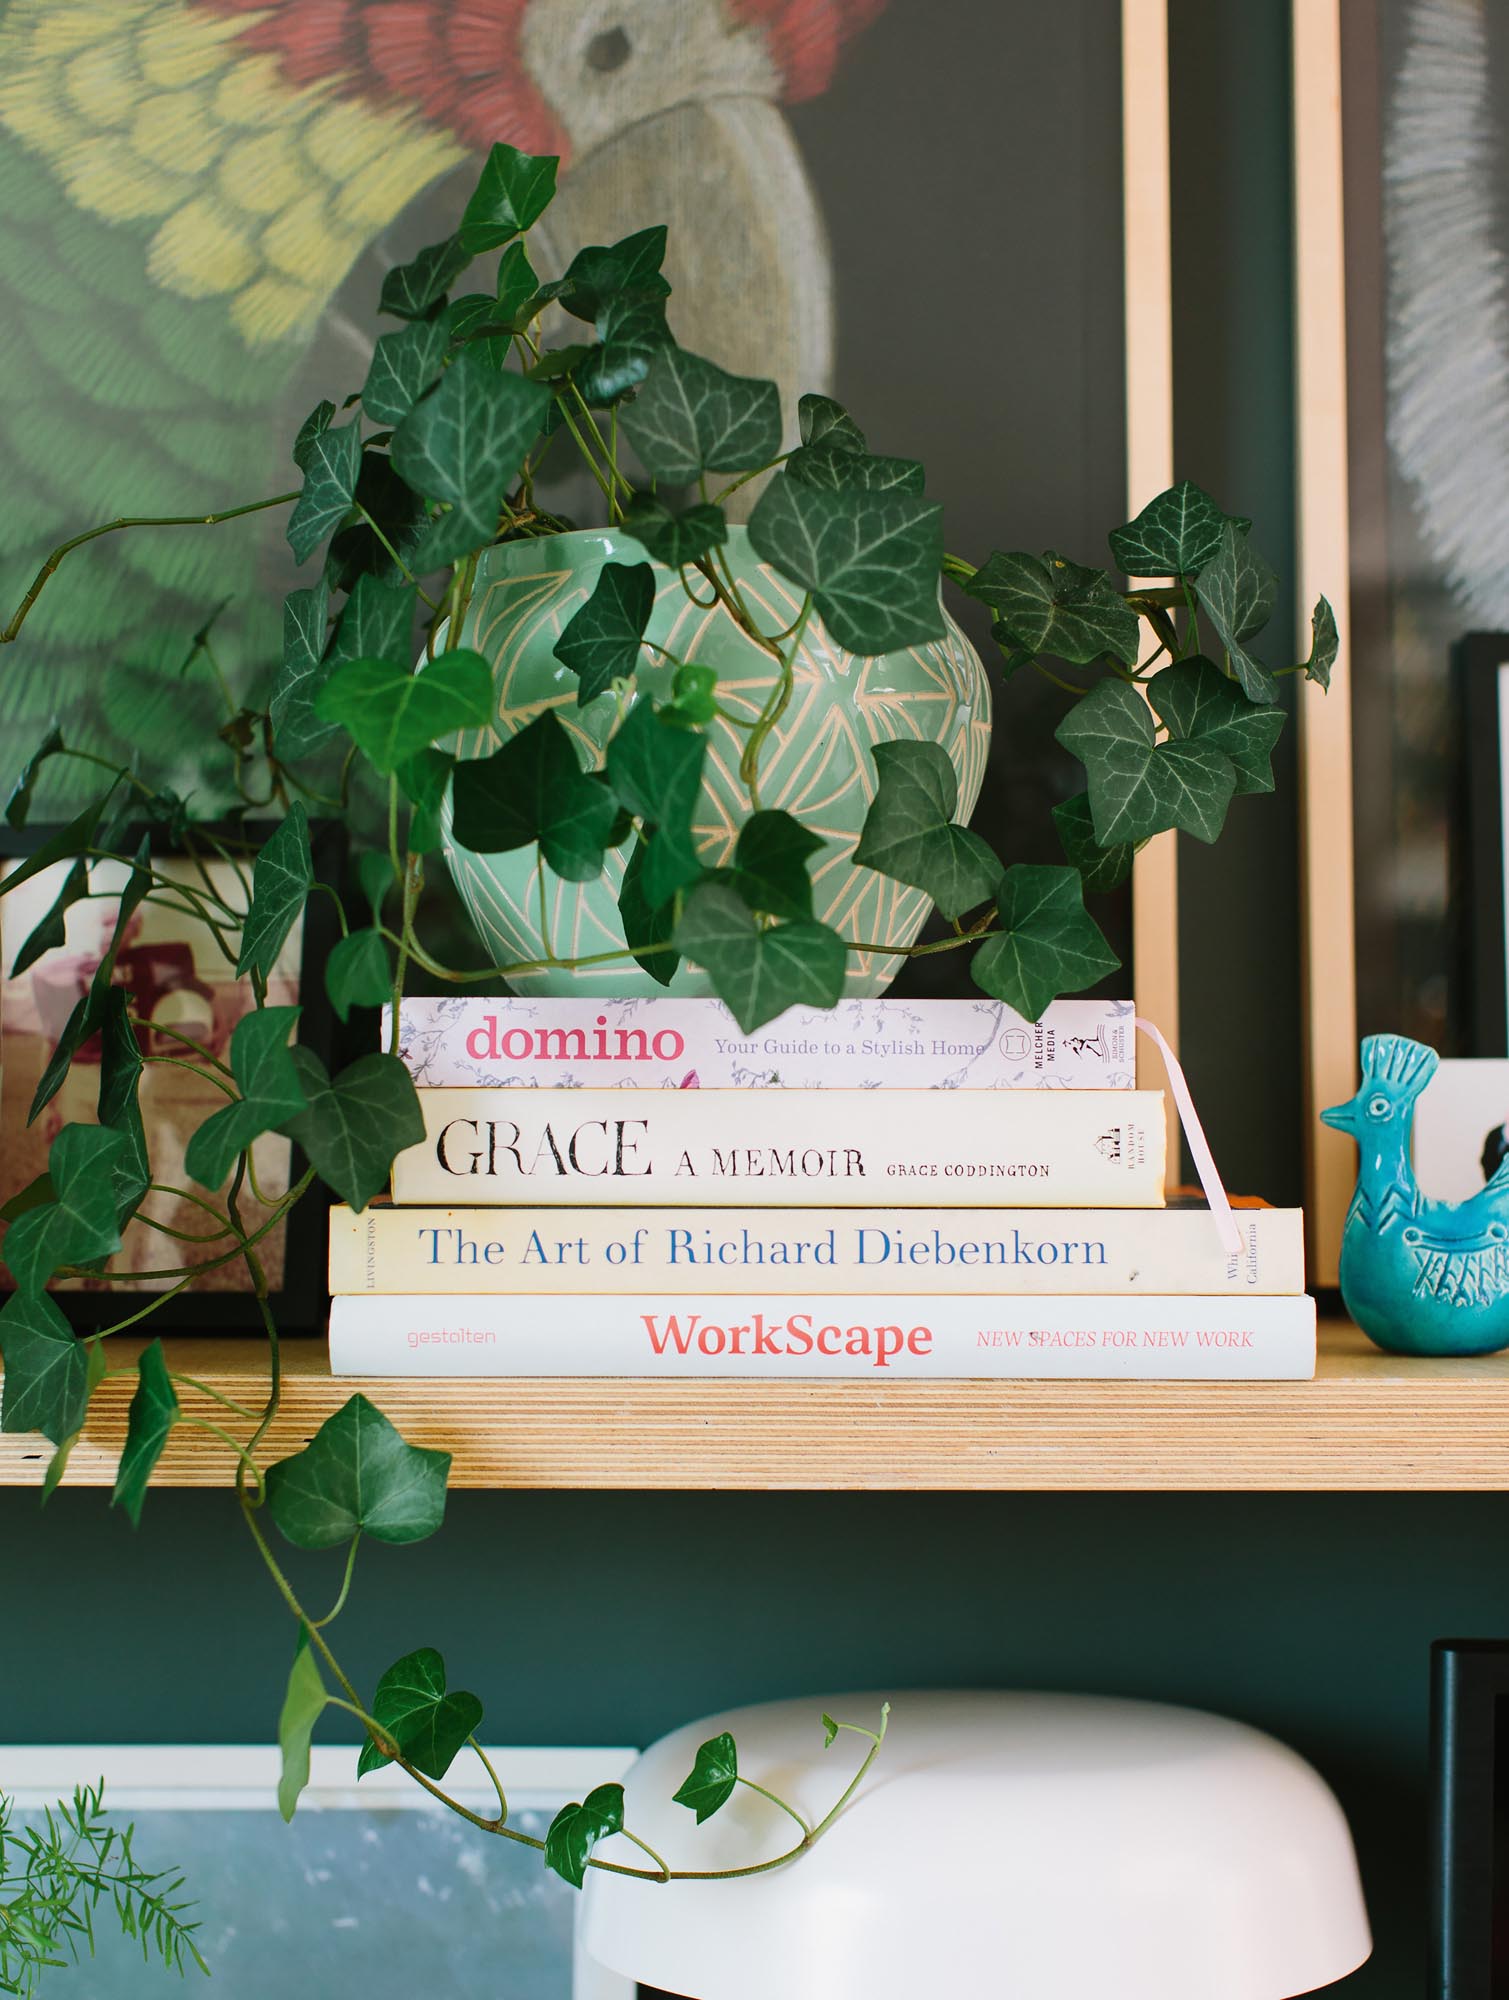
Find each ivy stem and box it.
[313,1534,362,1629]
[128,1019,234,1079]
[354,505,439,608]
[0,492,298,645]
[739,595,811,807]
[735,1777,811,1840]
[619,1829,672,1881]
[467,1737,509,1825]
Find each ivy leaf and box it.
[287,409,363,566]
[1051,792,1134,895]
[1301,596,1339,688]
[1147,657,1287,796]
[621,347,782,482]
[543,1784,625,1891]
[277,1631,328,1823]
[575,291,675,405]
[799,393,865,453]
[604,701,707,904]
[5,724,65,828]
[4,1125,125,1291]
[358,1648,484,1781]
[677,883,845,1033]
[39,1341,106,1506]
[1055,677,1237,847]
[270,579,338,761]
[617,834,679,986]
[1109,481,1228,576]
[325,930,391,1024]
[97,988,150,1230]
[324,574,414,675]
[661,663,720,728]
[390,349,550,570]
[821,1713,840,1748]
[379,234,471,321]
[785,446,925,495]
[971,865,1121,1021]
[111,1339,179,1528]
[725,810,826,922]
[672,1732,738,1824]
[395,747,455,855]
[0,794,111,902]
[962,550,1140,666]
[554,226,669,320]
[29,836,152,1124]
[265,1392,451,1551]
[362,311,451,427]
[1192,522,1280,703]
[747,476,944,655]
[0,1291,89,1445]
[325,454,428,595]
[279,1048,426,1214]
[237,803,312,980]
[853,740,1001,919]
[184,1006,306,1191]
[11,857,88,978]
[622,497,727,569]
[458,141,558,253]
[314,647,493,773]
[452,710,620,882]
[553,562,655,706]
[495,240,542,324]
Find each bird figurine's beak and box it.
[1321,1095,1360,1136]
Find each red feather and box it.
[193,0,885,150]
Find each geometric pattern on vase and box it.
[442,525,992,997]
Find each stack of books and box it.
[327,997,1316,1380]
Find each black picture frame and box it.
[1454,634,1509,1057]
[1430,1637,1509,1997]
[0,817,345,1336]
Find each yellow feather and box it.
[230,273,322,346]
[331,128,466,230]
[28,4,147,61]
[136,9,245,92]
[59,133,189,222]
[218,129,310,217]
[303,98,420,179]
[212,55,314,133]
[133,88,228,175]
[259,187,359,283]
[62,42,137,128]
[148,193,259,297]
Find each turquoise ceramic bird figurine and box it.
[1322,1034,1509,1355]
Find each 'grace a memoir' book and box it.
[326,1293,1318,1379]
[329,1201,1304,1296]
[388,1088,1167,1207]
[386,996,1136,1090]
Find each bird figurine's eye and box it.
[587,26,632,73]
[1367,1094,1391,1119]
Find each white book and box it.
[327,1293,1318,1380]
[329,1202,1304,1296]
[386,996,1136,1090]
[389,1088,1166,1208]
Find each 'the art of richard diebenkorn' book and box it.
[329,1201,1304,1296]
[326,1294,1318,1380]
[385,996,1135,1090]
[388,1088,1166,1207]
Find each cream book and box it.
[388,1088,1166,1208]
[326,1293,1317,1380]
[329,1200,1302,1296]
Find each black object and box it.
[0,817,344,1335]
[1454,635,1509,1056]
[1430,1637,1509,1997]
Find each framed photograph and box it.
[2,1743,636,2000]
[1430,1638,1509,1998]
[0,822,341,1335]
[1457,636,1509,1056]
[1413,1059,1509,1202]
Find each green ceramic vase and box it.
[442,526,991,997]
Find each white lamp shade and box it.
[580,1690,1370,2000]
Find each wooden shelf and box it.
[4,1318,1509,1491]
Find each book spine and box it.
[389,1088,1166,1208]
[330,1205,1305,1296]
[327,1294,1318,1379]
[386,996,1136,1090]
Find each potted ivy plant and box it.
[0,136,1334,1950]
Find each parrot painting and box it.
[0,0,887,805]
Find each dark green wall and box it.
[9,1487,1506,1998]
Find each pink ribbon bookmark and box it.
[1135,1015,1243,1257]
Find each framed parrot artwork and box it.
[0,0,1136,978]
